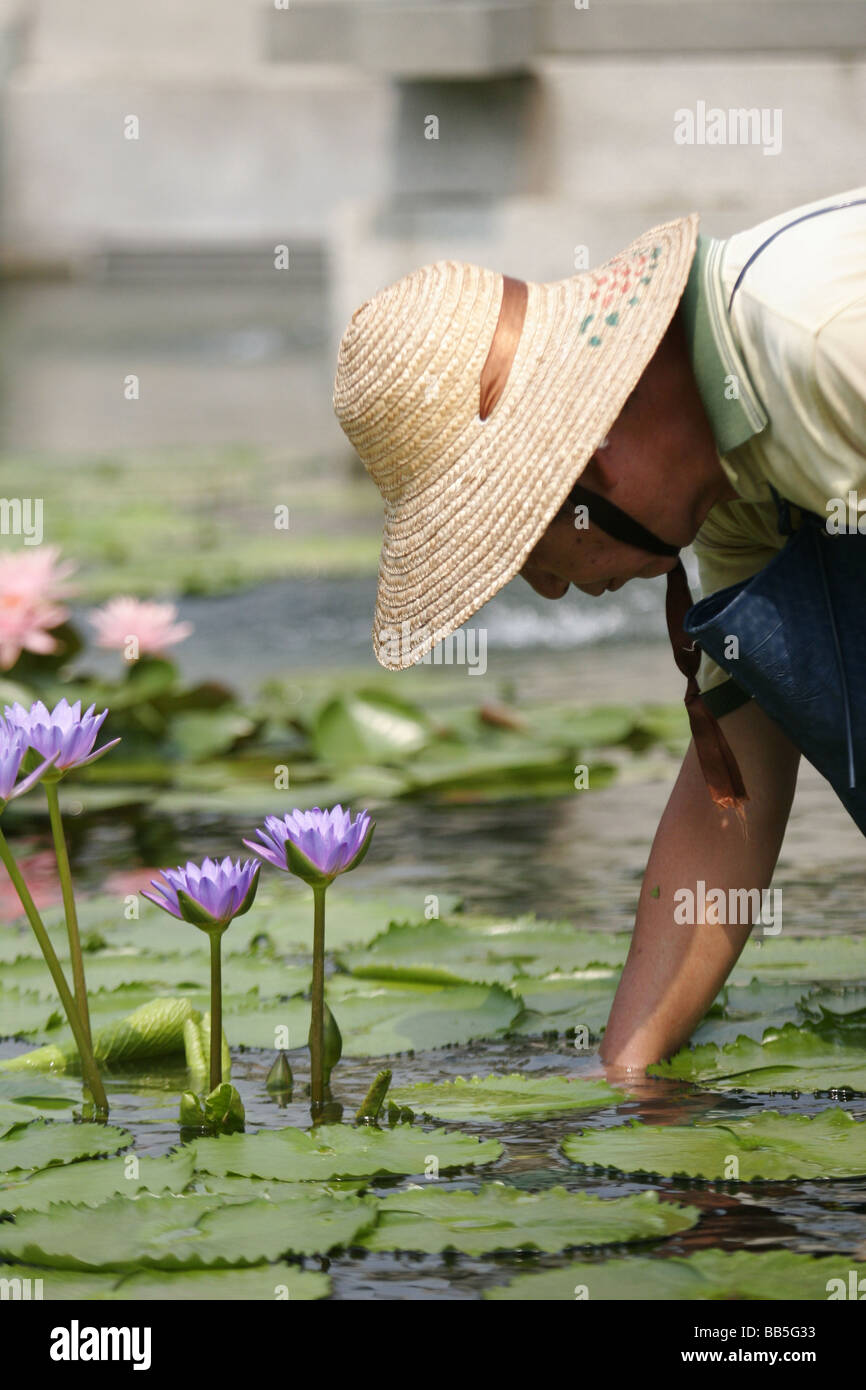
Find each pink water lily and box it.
[4,698,120,773]
[0,722,57,806]
[0,546,76,602]
[0,595,67,670]
[244,805,375,886]
[0,547,77,671]
[143,856,260,933]
[89,596,193,657]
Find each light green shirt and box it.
[681,187,866,714]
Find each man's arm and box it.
[599,699,800,1071]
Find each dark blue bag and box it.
[684,196,866,834]
[684,502,866,833]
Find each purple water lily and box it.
[244,806,374,1113]
[0,721,57,805]
[4,698,120,774]
[143,856,259,1096]
[244,805,374,886]
[143,855,260,934]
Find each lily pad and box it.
[339,917,630,985]
[192,1123,502,1183]
[0,927,45,964]
[528,703,639,748]
[0,952,304,1003]
[0,997,197,1073]
[0,1189,378,1269]
[233,892,462,957]
[0,1263,331,1300]
[508,976,618,1038]
[186,1175,350,1201]
[632,703,691,747]
[562,1107,866,1181]
[0,1266,124,1300]
[224,977,521,1055]
[80,986,213,1033]
[361,1183,698,1255]
[89,889,460,956]
[801,988,866,1027]
[0,991,66,1039]
[649,1025,866,1092]
[485,1248,866,1301]
[0,1119,131,1176]
[403,745,612,801]
[312,689,431,765]
[170,710,255,762]
[0,1148,195,1213]
[731,935,866,985]
[120,1265,331,1299]
[691,980,817,1048]
[0,956,182,1001]
[0,1102,51,1135]
[0,1075,85,1114]
[390,1074,629,1122]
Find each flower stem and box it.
[309,884,327,1111]
[209,930,223,1092]
[44,780,92,1047]
[0,826,108,1115]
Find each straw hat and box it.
[333,214,699,670]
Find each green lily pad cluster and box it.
[0,1111,699,1298]
[5,894,866,1089]
[1,447,385,603]
[1,898,627,1066]
[649,1024,866,1093]
[3,667,690,813]
[653,956,866,1096]
[3,1100,866,1301]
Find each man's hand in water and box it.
[598,700,800,1071]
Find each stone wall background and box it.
[0,0,862,452]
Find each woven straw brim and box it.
[333,214,699,670]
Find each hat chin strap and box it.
[479,273,747,823]
[567,482,680,557]
[566,480,749,824]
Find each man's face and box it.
[519,318,728,602]
[519,418,680,601]
[520,511,678,599]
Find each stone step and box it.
[543,0,866,54]
[0,63,393,259]
[265,0,538,77]
[265,0,866,73]
[27,0,262,67]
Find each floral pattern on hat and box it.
[580,244,662,348]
